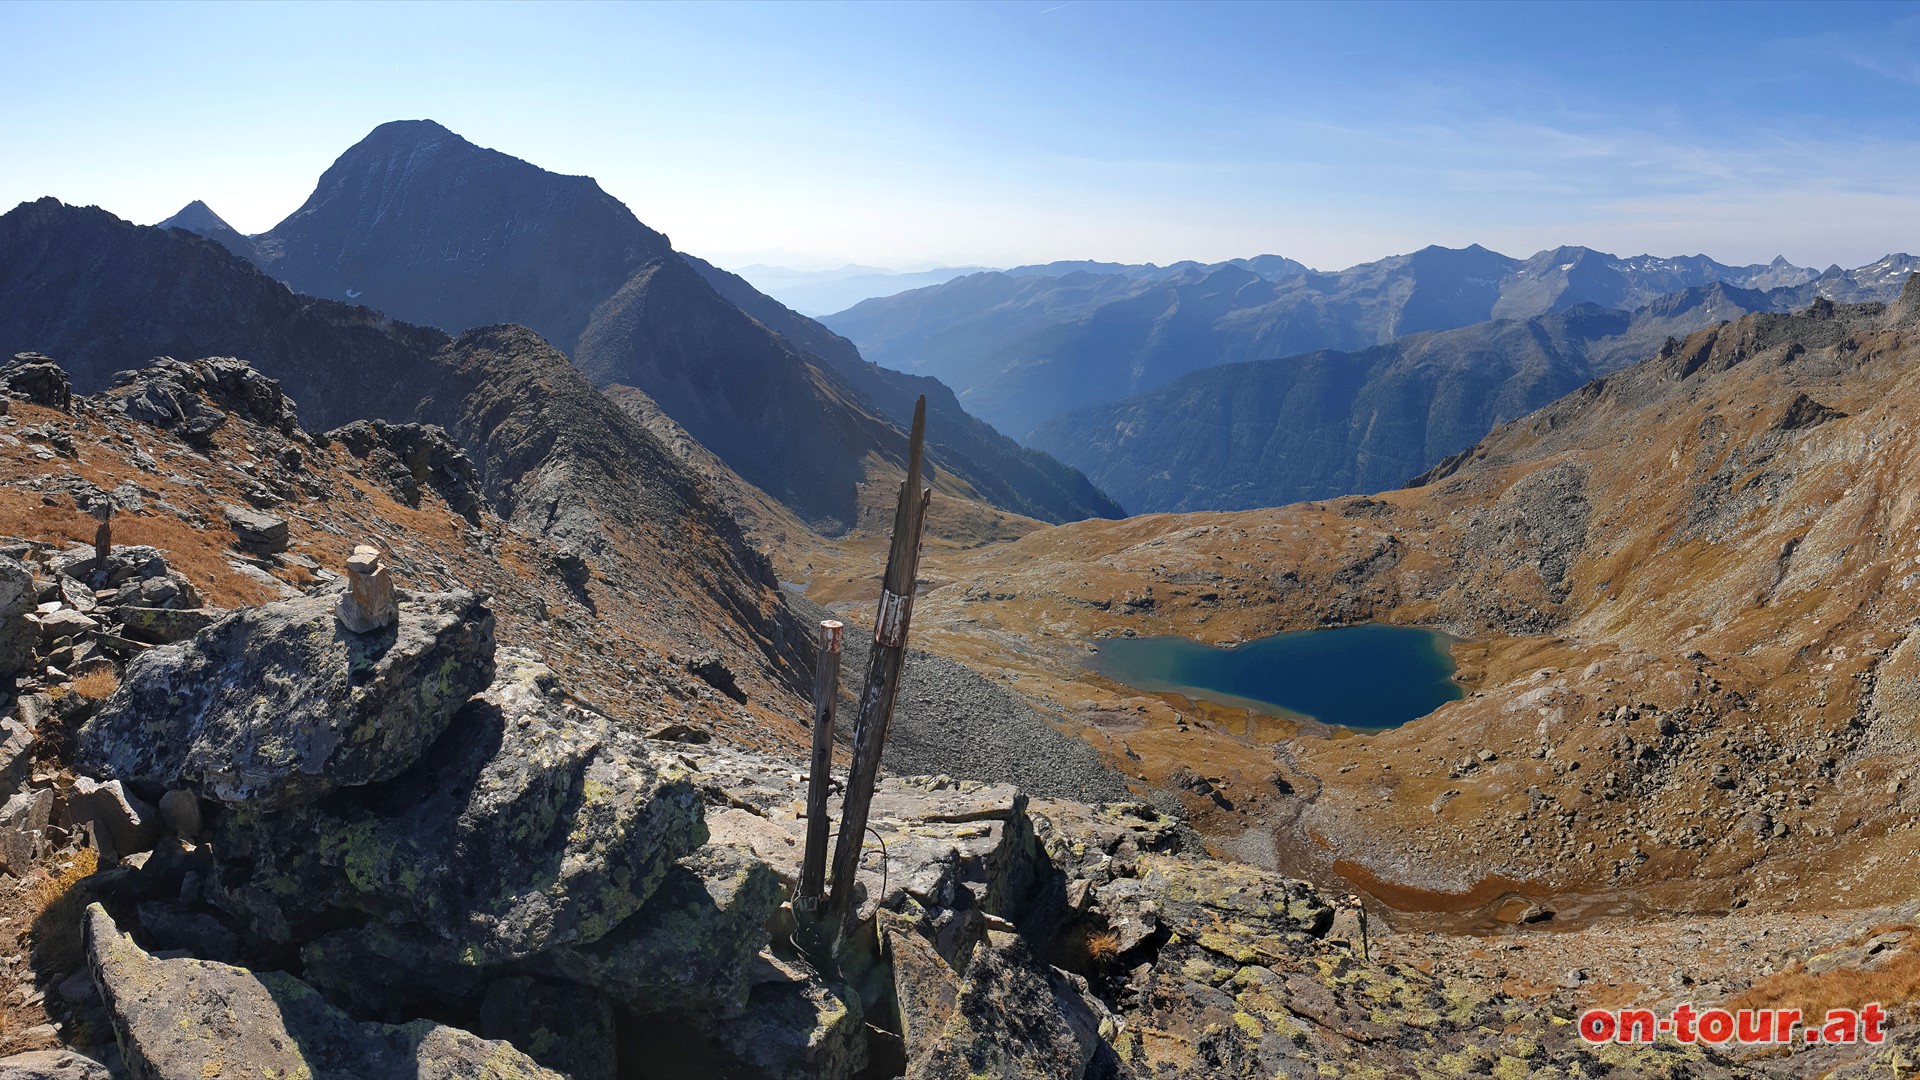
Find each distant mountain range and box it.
[1028,282,1788,512]
[143,120,1120,530]
[823,243,1919,442]
[730,254,1316,316]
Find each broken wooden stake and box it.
[823,396,932,936]
[798,618,844,904]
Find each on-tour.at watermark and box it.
[1579,1004,1887,1046]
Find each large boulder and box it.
[906,934,1106,1080]
[0,556,34,676]
[84,905,563,1080]
[0,353,72,410]
[77,590,495,808]
[540,844,783,1013]
[211,653,709,965]
[1,716,33,799]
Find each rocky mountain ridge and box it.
[165,120,1119,530]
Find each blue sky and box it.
[3,1,1918,271]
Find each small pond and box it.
[1089,624,1463,731]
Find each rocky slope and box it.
[0,199,826,696]
[0,470,1852,1079]
[825,243,1917,440]
[1029,282,1779,512]
[206,120,1118,530]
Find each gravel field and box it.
[788,592,1133,805]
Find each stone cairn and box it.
[335,544,398,633]
[88,497,113,567]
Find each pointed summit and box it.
[252,119,671,349]
[157,199,258,263]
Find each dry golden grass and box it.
[28,846,99,977]
[69,669,118,701]
[1053,922,1124,975]
[1730,926,1920,1020]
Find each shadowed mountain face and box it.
[205,120,1116,531]
[1028,283,1783,513]
[0,198,810,694]
[825,243,1915,441]
[252,119,669,353]
[682,255,1125,521]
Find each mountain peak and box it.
[359,118,461,147]
[156,199,257,261]
[254,119,671,347]
[158,199,232,233]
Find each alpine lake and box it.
[1089,624,1463,733]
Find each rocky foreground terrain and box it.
[0,353,1756,1079]
[3,299,1920,1078]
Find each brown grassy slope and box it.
[1,370,811,754]
[903,282,1920,918]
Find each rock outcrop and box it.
[78,590,495,808]
[85,905,562,1080]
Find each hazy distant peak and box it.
[157,199,229,232]
[156,198,258,261]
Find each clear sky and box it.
[3,1,1918,272]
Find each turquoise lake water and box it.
[1089,624,1463,731]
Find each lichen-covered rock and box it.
[212,653,708,965]
[906,934,1106,1080]
[1099,852,1335,954]
[113,605,217,645]
[78,590,495,808]
[84,904,562,1080]
[717,967,867,1080]
[886,918,961,1062]
[540,843,782,1013]
[0,555,35,676]
[478,977,618,1080]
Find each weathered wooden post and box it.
[823,397,932,936]
[797,619,844,904]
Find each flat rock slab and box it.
[0,1050,113,1079]
[86,904,563,1080]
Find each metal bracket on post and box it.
[874,589,912,648]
